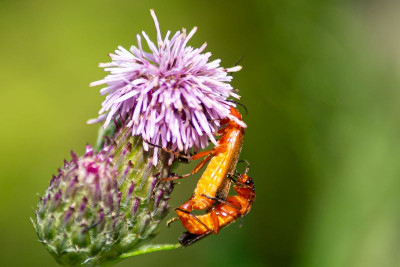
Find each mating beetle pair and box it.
[148,106,255,246]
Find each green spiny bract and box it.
[33,127,173,266]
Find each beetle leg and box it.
[201,194,241,210]
[161,154,213,181]
[161,144,228,181]
[143,139,192,161]
[166,217,180,227]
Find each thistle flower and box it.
[33,129,175,266]
[89,10,245,165]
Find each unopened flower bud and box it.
[33,146,122,265]
[33,128,174,265]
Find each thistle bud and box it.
[33,146,122,265]
[33,132,174,265]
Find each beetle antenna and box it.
[238,160,250,174]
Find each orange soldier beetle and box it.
[146,106,246,234]
[173,161,255,247]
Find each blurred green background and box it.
[1,0,400,266]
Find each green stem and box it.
[119,244,181,259]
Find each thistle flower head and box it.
[90,10,245,165]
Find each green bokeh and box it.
[1,0,399,266]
